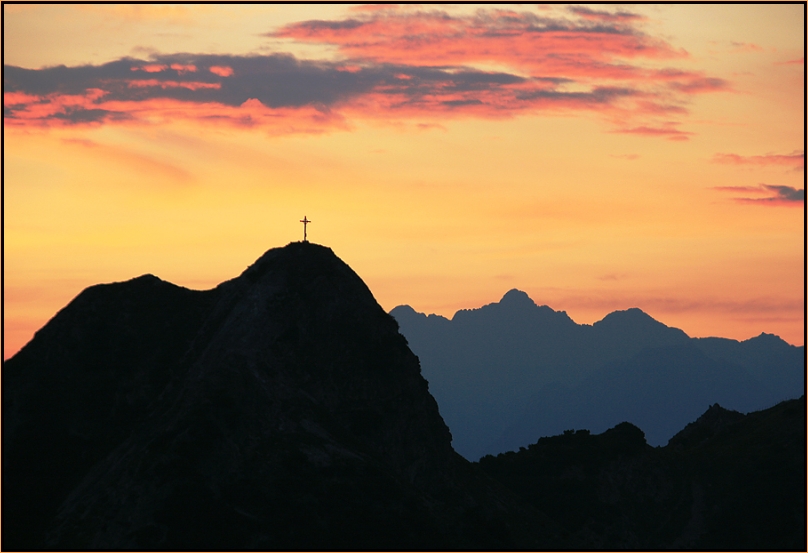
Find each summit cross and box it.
[300,216,311,242]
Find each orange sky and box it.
[4,4,805,358]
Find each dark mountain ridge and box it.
[3,243,555,550]
[477,396,806,550]
[391,290,804,459]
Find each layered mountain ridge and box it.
[391,289,804,459]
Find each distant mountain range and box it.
[391,289,804,460]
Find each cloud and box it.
[756,184,805,203]
[271,8,686,70]
[2,54,653,128]
[712,183,805,206]
[3,55,378,129]
[765,184,804,200]
[4,55,378,108]
[712,151,804,170]
[209,66,233,77]
[3,7,729,137]
[269,7,727,133]
[729,41,764,53]
[567,6,646,23]
[667,77,728,94]
[612,124,693,141]
[268,7,730,102]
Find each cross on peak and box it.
[300,216,311,242]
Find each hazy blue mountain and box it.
[490,342,784,453]
[391,290,804,460]
[692,333,804,398]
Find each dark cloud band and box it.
[4,53,647,125]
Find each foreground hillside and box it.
[478,396,806,550]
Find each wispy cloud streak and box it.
[712,184,805,206]
[712,151,805,171]
[612,123,693,141]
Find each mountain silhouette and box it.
[391,290,804,460]
[478,396,806,550]
[3,243,557,550]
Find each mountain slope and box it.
[3,275,219,549]
[3,243,555,550]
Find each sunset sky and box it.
[4,4,805,359]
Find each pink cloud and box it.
[3,56,659,130]
[131,64,168,73]
[209,66,234,77]
[3,88,115,125]
[775,57,804,65]
[273,9,687,76]
[170,63,197,74]
[3,91,41,105]
[612,124,693,141]
[712,151,804,170]
[266,7,728,136]
[3,8,729,138]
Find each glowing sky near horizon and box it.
[3,4,805,358]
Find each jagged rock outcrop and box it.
[3,242,554,550]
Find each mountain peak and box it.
[597,307,655,324]
[6,242,496,550]
[390,304,418,317]
[499,289,536,307]
[666,403,745,450]
[746,332,789,347]
[239,241,338,279]
[593,307,690,340]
